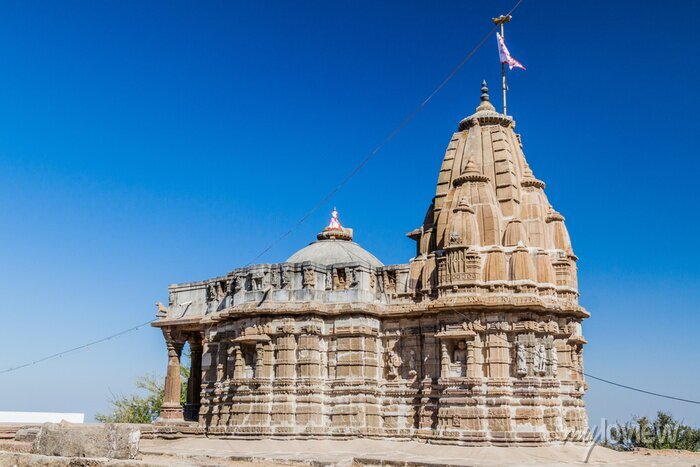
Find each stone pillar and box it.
[440,343,451,378]
[184,334,203,421]
[226,342,237,379]
[216,340,228,381]
[276,334,297,379]
[233,345,244,379]
[472,334,485,378]
[254,343,265,379]
[466,340,476,378]
[159,330,184,421]
[486,331,510,380]
[298,333,321,379]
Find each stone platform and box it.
[2,436,699,465]
[137,438,700,466]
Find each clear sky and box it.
[1,0,698,428]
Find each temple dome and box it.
[286,209,383,267]
[286,239,383,267]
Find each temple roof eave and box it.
[150,316,204,330]
[192,297,589,323]
[457,113,514,131]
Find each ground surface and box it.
[139,438,700,466]
[2,435,700,466]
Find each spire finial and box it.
[328,207,342,230]
[317,207,353,241]
[476,80,496,112]
[481,80,489,102]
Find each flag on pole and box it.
[497,32,526,70]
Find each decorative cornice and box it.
[317,227,353,241]
[458,112,513,131]
[458,80,514,131]
[521,178,546,189]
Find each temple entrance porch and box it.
[157,327,203,424]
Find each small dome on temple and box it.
[286,209,383,267]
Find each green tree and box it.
[96,358,190,423]
[609,411,700,452]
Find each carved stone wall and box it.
[190,312,586,444]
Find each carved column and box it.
[276,332,297,379]
[216,339,228,381]
[254,343,265,379]
[184,333,203,421]
[466,340,476,378]
[160,329,185,421]
[440,343,451,378]
[486,331,510,380]
[298,332,321,379]
[233,345,244,379]
[472,334,484,378]
[226,342,237,379]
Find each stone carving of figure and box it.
[349,268,358,288]
[452,341,468,377]
[255,344,265,378]
[516,342,527,375]
[550,345,558,376]
[386,350,402,378]
[533,343,542,374]
[303,268,315,288]
[325,270,333,290]
[408,350,416,376]
[386,272,397,293]
[534,343,547,374]
[282,322,295,334]
[243,346,256,379]
[216,281,224,300]
[453,341,468,364]
[207,283,217,302]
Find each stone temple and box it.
[152,82,589,445]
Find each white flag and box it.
[497,32,526,70]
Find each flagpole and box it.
[493,15,512,116]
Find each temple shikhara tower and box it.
[152,82,589,445]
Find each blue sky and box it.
[1,0,698,427]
